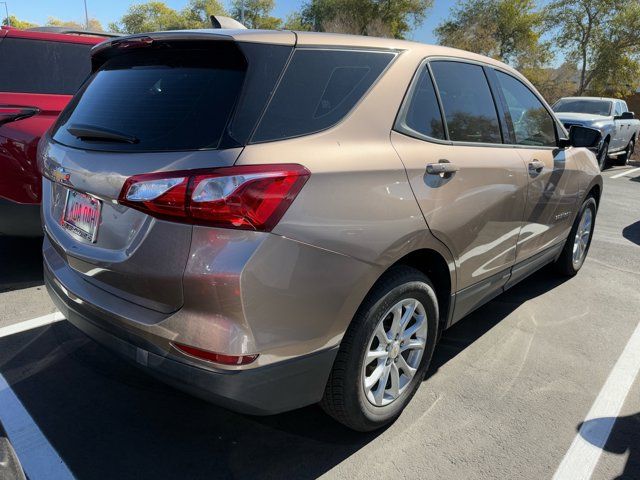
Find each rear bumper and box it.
[44,259,338,415]
[0,198,42,237]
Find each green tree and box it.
[544,0,638,96]
[110,0,226,33]
[182,0,226,29]
[109,2,184,33]
[283,12,311,31]
[299,0,433,39]
[46,17,104,31]
[435,0,549,67]
[231,0,281,29]
[2,15,38,29]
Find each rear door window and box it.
[0,38,92,94]
[251,49,396,143]
[53,44,248,152]
[396,65,446,140]
[430,61,502,144]
[495,71,557,147]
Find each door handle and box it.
[528,160,544,173]
[426,161,459,176]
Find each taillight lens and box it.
[119,164,310,231]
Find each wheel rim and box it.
[572,207,593,268]
[362,298,428,407]
[598,143,608,169]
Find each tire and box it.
[554,196,597,276]
[619,138,635,166]
[321,266,438,431]
[596,140,609,170]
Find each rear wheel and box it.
[554,196,597,276]
[597,140,609,170]
[321,266,438,431]
[618,138,635,165]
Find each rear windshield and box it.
[251,49,396,143]
[553,99,612,116]
[52,43,393,152]
[0,38,92,94]
[53,44,248,152]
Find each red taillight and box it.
[118,164,310,231]
[172,343,258,366]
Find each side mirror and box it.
[569,125,602,149]
[614,111,634,120]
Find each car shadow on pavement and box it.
[427,266,569,377]
[578,413,640,479]
[622,221,640,246]
[0,236,44,292]
[0,267,569,480]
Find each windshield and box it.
[553,99,612,116]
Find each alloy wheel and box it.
[572,207,593,268]
[362,298,428,407]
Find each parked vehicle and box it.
[553,97,640,169]
[40,30,603,431]
[0,26,117,237]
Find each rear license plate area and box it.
[62,190,101,243]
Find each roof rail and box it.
[25,26,123,38]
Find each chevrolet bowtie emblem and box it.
[52,166,73,186]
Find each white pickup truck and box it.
[553,97,640,170]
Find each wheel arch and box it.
[393,249,453,332]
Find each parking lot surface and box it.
[1,165,639,480]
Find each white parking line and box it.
[0,312,64,338]
[610,167,640,179]
[0,312,73,479]
[553,321,640,480]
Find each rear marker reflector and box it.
[173,342,258,366]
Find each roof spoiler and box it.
[210,15,247,29]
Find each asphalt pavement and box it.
[0,164,639,480]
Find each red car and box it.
[0,26,117,236]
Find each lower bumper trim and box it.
[45,263,338,416]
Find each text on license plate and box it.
[62,190,101,242]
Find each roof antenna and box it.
[210,15,247,29]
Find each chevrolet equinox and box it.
[40,29,603,431]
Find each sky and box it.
[3,0,453,43]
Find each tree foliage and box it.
[231,0,281,29]
[546,0,640,97]
[109,0,225,33]
[299,0,433,39]
[435,0,549,67]
[2,15,38,29]
[46,17,104,31]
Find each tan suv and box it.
[39,30,603,431]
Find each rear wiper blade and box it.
[67,124,139,144]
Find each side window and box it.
[252,49,395,143]
[0,38,92,95]
[396,66,445,140]
[495,71,557,147]
[614,102,623,116]
[621,101,629,113]
[430,61,502,144]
